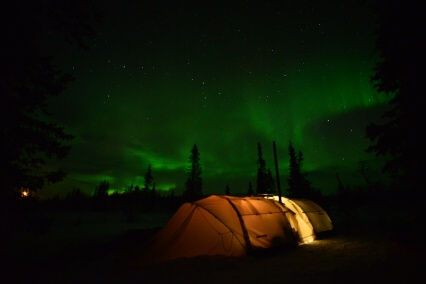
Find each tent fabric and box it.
[143,195,298,263]
[288,198,333,234]
[143,194,333,263]
[272,196,333,243]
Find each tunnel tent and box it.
[143,195,298,263]
[268,195,334,243]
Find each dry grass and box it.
[2,200,425,283]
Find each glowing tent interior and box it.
[143,195,333,263]
[270,195,334,243]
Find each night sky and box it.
[41,0,389,198]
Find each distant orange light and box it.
[21,189,29,197]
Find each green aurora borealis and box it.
[42,1,390,198]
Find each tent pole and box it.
[225,198,252,255]
[273,141,282,204]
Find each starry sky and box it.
[41,0,389,198]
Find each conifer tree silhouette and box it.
[256,143,275,194]
[287,142,313,198]
[184,144,203,201]
[225,185,231,196]
[1,0,99,197]
[247,182,254,196]
[144,164,154,191]
[366,0,422,195]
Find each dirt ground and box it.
[2,201,425,283]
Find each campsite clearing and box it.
[3,227,423,283]
[2,198,424,283]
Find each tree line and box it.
[181,141,320,200]
[90,139,317,208]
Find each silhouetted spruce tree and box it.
[142,164,157,210]
[152,182,156,196]
[256,143,275,194]
[93,180,109,210]
[225,185,231,195]
[94,180,109,198]
[1,0,99,198]
[357,160,379,194]
[125,184,134,194]
[256,143,267,193]
[247,182,254,196]
[143,164,154,192]
[366,0,423,195]
[287,142,313,198]
[184,144,203,201]
[64,187,86,210]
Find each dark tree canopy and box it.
[0,0,99,197]
[247,181,254,196]
[144,164,154,191]
[93,180,109,198]
[184,144,203,201]
[286,142,315,199]
[366,0,424,193]
[256,143,275,194]
[225,185,231,196]
[92,180,109,210]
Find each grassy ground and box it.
[1,199,425,283]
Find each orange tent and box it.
[143,195,298,263]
